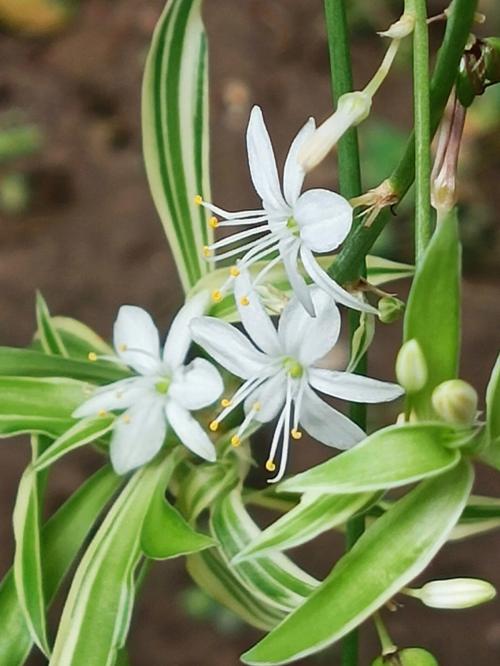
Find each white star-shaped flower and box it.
[197,105,376,316]
[190,273,403,482]
[73,292,223,475]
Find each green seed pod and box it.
[372,648,439,665]
[395,340,428,394]
[431,379,478,426]
[378,296,405,324]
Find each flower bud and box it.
[395,340,427,394]
[372,648,438,665]
[431,379,478,426]
[406,578,496,610]
[378,296,405,324]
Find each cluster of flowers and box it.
[74,106,403,481]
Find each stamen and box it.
[88,352,98,362]
[240,296,250,306]
[205,224,270,251]
[98,409,108,417]
[199,200,266,220]
[202,246,212,258]
[209,420,219,432]
[194,194,203,206]
[265,460,276,472]
[231,435,241,448]
[123,414,131,424]
[208,216,219,229]
[221,398,232,408]
[291,429,303,440]
[118,343,128,352]
[229,266,240,277]
[211,290,223,303]
[253,402,261,412]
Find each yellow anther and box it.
[265,460,276,472]
[221,398,232,408]
[88,352,97,362]
[123,414,131,424]
[231,435,241,448]
[253,402,261,412]
[194,194,203,206]
[209,216,219,229]
[239,295,250,306]
[291,429,303,440]
[203,246,212,258]
[98,409,108,418]
[229,266,240,278]
[209,420,219,432]
[211,290,223,303]
[118,343,127,352]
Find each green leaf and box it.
[142,0,212,292]
[141,476,214,559]
[186,549,285,631]
[33,315,113,360]
[0,377,94,437]
[211,489,318,614]
[481,354,500,468]
[280,423,462,495]
[35,292,68,357]
[192,255,414,322]
[0,346,129,384]
[404,210,461,418]
[235,492,377,561]
[176,460,239,522]
[33,416,115,471]
[0,465,121,665]
[49,453,176,665]
[346,312,375,373]
[242,461,473,665]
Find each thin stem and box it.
[373,612,398,655]
[413,0,432,261]
[328,0,478,284]
[324,2,366,665]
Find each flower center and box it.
[286,216,300,237]
[155,378,171,395]
[283,357,303,379]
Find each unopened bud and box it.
[395,340,428,394]
[405,578,496,610]
[299,91,371,173]
[378,13,415,39]
[432,379,478,426]
[378,296,405,324]
[372,648,438,665]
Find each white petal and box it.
[234,270,281,356]
[283,117,315,207]
[72,377,154,418]
[166,400,216,462]
[169,358,223,411]
[113,305,161,375]
[278,287,341,365]
[309,368,404,402]
[300,386,365,449]
[295,189,352,252]
[246,106,288,214]
[163,291,210,369]
[300,245,378,314]
[244,371,287,423]
[110,397,166,474]
[281,240,315,316]
[190,316,269,380]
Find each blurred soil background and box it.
[0,0,499,664]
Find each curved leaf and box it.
[35,292,68,357]
[33,315,113,359]
[481,354,500,468]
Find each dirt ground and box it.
[0,1,499,664]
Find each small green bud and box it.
[432,379,478,426]
[406,578,496,610]
[378,296,405,324]
[395,340,427,394]
[372,648,438,665]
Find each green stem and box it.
[328,0,478,283]
[324,2,366,665]
[373,612,398,655]
[413,0,432,260]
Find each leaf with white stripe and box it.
[35,292,68,357]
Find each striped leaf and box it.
[142,0,212,292]
[33,315,113,360]
[35,292,68,357]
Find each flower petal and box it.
[309,368,404,402]
[300,385,365,449]
[246,106,288,214]
[110,397,166,474]
[113,305,161,375]
[278,287,341,365]
[169,358,223,411]
[300,245,378,314]
[295,189,352,252]
[190,316,269,379]
[166,400,216,462]
[244,371,287,423]
[234,270,281,356]
[283,117,315,207]
[163,291,210,369]
[72,377,154,418]
[281,240,315,316]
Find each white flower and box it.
[196,105,376,317]
[190,273,403,483]
[73,292,223,475]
